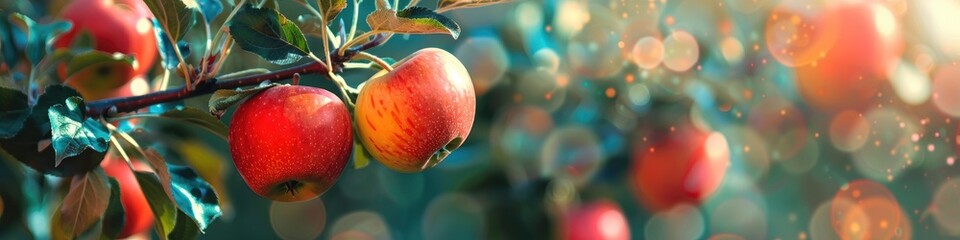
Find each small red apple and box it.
[55,0,158,88]
[100,156,154,238]
[228,85,353,202]
[562,201,630,240]
[355,48,476,172]
[630,126,730,211]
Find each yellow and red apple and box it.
[355,48,476,172]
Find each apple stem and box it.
[284,181,300,196]
[84,34,389,118]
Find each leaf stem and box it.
[338,31,379,56]
[355,51,394,71]
[349,0,361,41]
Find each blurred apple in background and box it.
[631,126,730,211]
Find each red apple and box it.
[228,85,353,202]
[795,1,902,111]
[355,48,476,172]
[630,126,730,211]
[100,156,154,238]
[55,0,158,90]
[562,201,630,240]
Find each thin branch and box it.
[84,29,390,118]
[85,61,327,117]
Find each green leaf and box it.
[143,0,198,41]
[0,87,29,138]
[353,141,372,169]
[1,85,106,176]
[59,169,110,238]
[142,149,175,201]
[48,97,111,166]
[100,177,126,240]
[135,171,177,240]
[318,0,348,23]
[436,0,510,12]
[65,51,136,77]
[197,0,224,23]
[169,139,233,218]
[228,3,312,65]
[208,82,281,118]
[141,148,222,232]
[0,11,21,69]
[152,19,193,70]
[169,164,222,231]
[32,85,81,133]
[366,7,460,39]
[32,49,75,88]
[297,15,326,37]
[8,13,72,66]
[160,107,229,138]
[168,211,200,239]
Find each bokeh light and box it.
[421,193,486,240]
[643,204,705,240]
[14,0,960,239]
[329,211,391,240]
[455,37,510,95]
[662,31,700,72]
[540,126,604,185]
[269,198,327,240]
[632,37,665,70]
[931,178,960,236]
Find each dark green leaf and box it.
[318,0,348,23]
[153,19,192,70]
[169,164,222,231]
[8,13,72,66]
[0,87,29,138]
[100,177,126,240]
[135,171,177,240]
[197,0,224,23]
[168,211,200,239]
[228,3,312,65]
[366,7,460,39]
[436,0,510,12]
[60,169,110,238]
[0,87,105,177]
[48,97,111,166]
[31,85,82,133]
[0,11,21,69]
[65,51,135,77]
[143,0,197,41]
[208,82,281,118]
